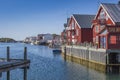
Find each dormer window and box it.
[99,9,106,25]
[100,9,105,19]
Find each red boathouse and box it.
[92,3,120,49]
[66,14,95,45]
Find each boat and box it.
[53,48,61,54]
[31,42,34,45]
[51,40,62,54]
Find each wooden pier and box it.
[62,45,120,73]
[0,46,30,80]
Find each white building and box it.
[43,34,53,43]
[37,34,53,43]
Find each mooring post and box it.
[7,46,10,61]
[87,47,89,67]
[0,73,2,78]
[24,47,27,60]
[106,53,108,73]
[7,71,10,80]
[24,47,27,80]
[64,46,66,61]
[24,67,27,80]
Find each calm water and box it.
[0,43,120,80]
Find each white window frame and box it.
[96,36,98,43]
[96,26,99,32]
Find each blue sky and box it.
[0,0,118,40]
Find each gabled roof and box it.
[101,3,120,25]
[73,14,95,28]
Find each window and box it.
[96,26,99,32]
[100,9,105,19]
[110,35,116,44]
[76,29,79,36]
[109,35,120,44]
[116,35,120,44]
[100,36,106,48]
[96,36,98,43]
[72,31,75,36]
[68,31,70,37]
[99,9,106,25]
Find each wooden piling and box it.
[7,71,10,80]
[23,67,27,80]
[7,46,10,61]
[0,46,30,80]
[24,47,27,80]
[64,46,66,61]
[0,73,2,78]
[24,47,27,60]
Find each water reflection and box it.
[0,43,120,80]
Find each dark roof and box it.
[102,3,120,24]
[64,23,67,27]
[73,14,95,28]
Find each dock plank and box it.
[0,59,30,72]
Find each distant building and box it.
[92,3,120,49]
[24,36,37,43]
[24,37,30,43]
[43,34,53,43]
[37,34,44,41]
[30,36,37,42]
[37,34,53,43]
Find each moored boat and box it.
[53,48,61,54]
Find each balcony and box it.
[67,27,75,31]
[92,19,106,25]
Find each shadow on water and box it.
[105,73,120,80]
[0,43,120,80]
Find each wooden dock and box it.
[0,59,30,72]
[0,46,30,80]
[62,46,120,73]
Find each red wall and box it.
[74,24,81,44]
[66,16,93,45]
[81,28,93,43]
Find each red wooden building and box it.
[92,3,120,49]
[61,18,70,44]
[65,14,95,45]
